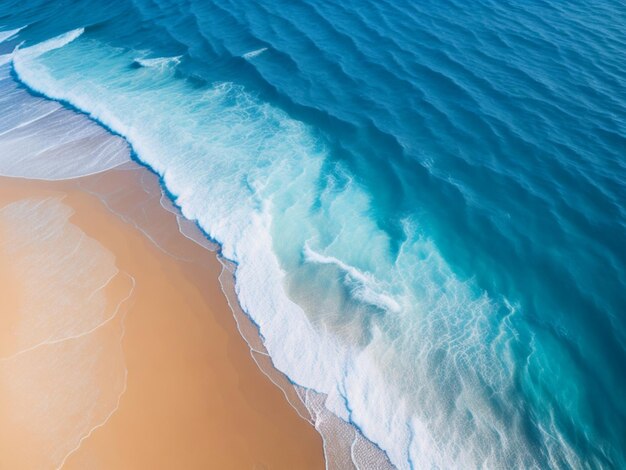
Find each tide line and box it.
[55,274,135,470]
[0,272,136,362]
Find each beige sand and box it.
[0,166,324,470]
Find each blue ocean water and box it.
[1,0,625,467]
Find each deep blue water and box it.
[1,0,625,467]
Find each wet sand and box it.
[0,165,324,469]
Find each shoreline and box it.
[0,165,325,469]
[0,58,394,468]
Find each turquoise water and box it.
[1,0,625,467]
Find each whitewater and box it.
[2,27,569,469]
[1,0,624,467]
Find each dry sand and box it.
[0,165,324,469]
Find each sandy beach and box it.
[0,165,324,469]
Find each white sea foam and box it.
[8,31,580,469]
[303,242,401,313]
[0,26,24,43]
[0,53,12,66]
[16,28,83,57]
[133,55,181,70]
[242,47,268,60]
[0,25,23,65]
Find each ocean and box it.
[1,0,625,467]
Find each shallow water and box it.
[0,64,128,180]
[1,1,625,467]
[0,196,132,469]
